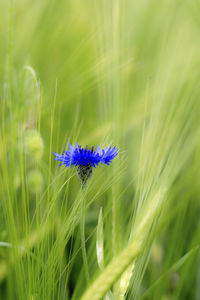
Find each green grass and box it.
[0,0,200,299]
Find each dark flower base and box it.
[77,163,93,188]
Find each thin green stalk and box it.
[8,0,14,100]
[80,191,90,284]
[112,0,121,257]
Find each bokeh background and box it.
[1,0,200,299]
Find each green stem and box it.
[80,192,90,284]
[8,0,14,100]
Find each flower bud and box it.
[27,169,43,194]
[24,129,44,161]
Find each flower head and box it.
[53,143,118,168]
[53,143,118,187]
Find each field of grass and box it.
[0,0,200,299]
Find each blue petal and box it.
[53,144,118,168]
[99,146,118,165]
[68,142,74,151]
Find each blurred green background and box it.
[1,0,200,299]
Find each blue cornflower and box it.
[53,143,118,187]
